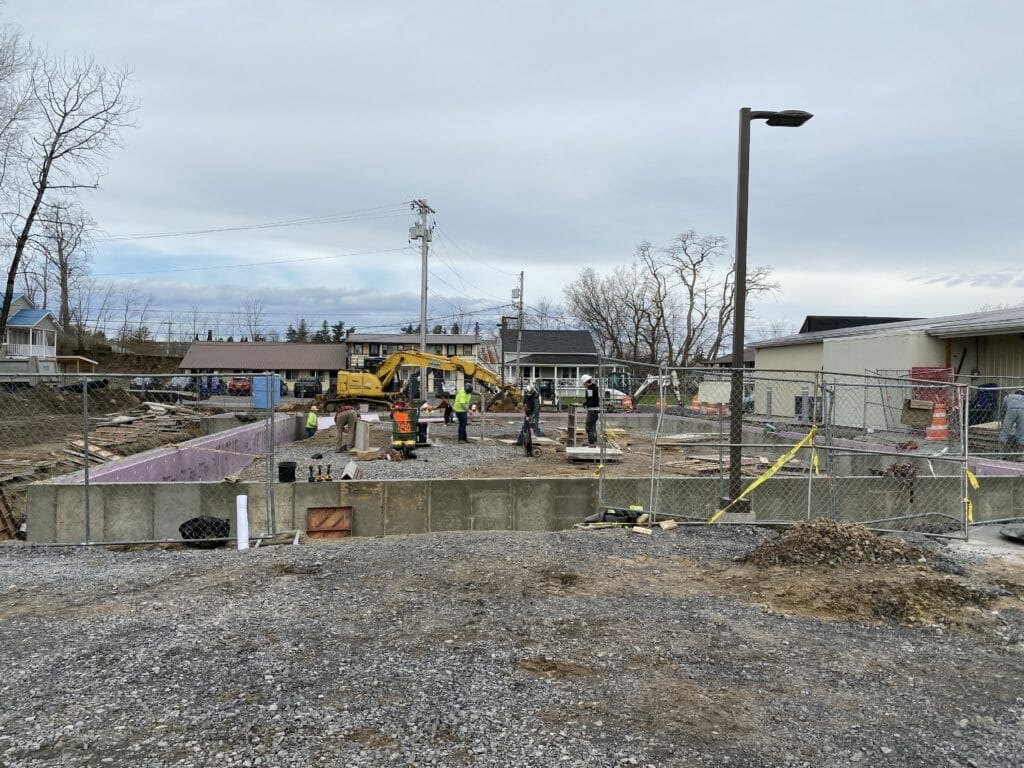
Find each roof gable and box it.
[8,307,61,330]
[499,329,597,355]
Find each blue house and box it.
[1,293,61,369]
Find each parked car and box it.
[227,377,252,396]
[292,377,323,398]
[129,376,161,392]
[166,375,198,392]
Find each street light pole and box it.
[727,107,812,507]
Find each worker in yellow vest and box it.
[305,405,319,438]
[453,383,472,443]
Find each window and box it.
[285,370,294,379]
[462,345,474,355]
[447,345,456,356]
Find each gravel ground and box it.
[245,415,597,482]
[2,526,1023,767]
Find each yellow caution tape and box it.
[965,467,980,490]
[708,426,818,524]
[963,497,974,523]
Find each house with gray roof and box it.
[498,328,603,387]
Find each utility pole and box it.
[513,272,524,389]
[166,319,172,356]
[409,199,434,399]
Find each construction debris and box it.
[743,519,925,567]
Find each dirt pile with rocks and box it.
[743,518,926,567]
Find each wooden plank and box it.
[0,491,19,539]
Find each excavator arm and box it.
[329,351,520,411]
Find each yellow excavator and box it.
[322,351,521,412]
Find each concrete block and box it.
[26,484,57,543]
[339,481,385,537]
[467,480,514,531]
[105,486,155,542]
[155,483,201,541]
[427,480,476,532]
[56,485,91,543]
[383,480,429,535]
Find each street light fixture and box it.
[727,107,812,509]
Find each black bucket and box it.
[278,461,297,483]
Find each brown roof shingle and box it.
[179,342,346,372]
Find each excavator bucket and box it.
[486,387,521,412]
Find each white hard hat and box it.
[580,374,593,384]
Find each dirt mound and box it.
[0,383,140,417]
[744,519,925,567]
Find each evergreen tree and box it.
[330,321,347,343]
[295,319,310,342]
[313,320,331,343]
[431,324,444,334]
[450,322,460,334]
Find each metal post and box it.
[82,374,91,543]
[728,108,752,506]
[727,107,812,507]
[411,199,434,399]
[513,272,524,390]
[267,373,276,536]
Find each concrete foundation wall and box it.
[26,472,1024,544]
[22,410,1024,544]
[58,413,302,484]
[27,477,596,543]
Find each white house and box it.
[0,294,61,374]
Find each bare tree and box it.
[28,199,94,330]
[237,293,266,341]
[0,26,32,197]
[0,53,136,344]
[564,230,779,367]
[115,283,153,349]
[525,297,568,330]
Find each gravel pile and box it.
[2,527,1022,767]
[743,518,927,567]
[245,417,568,482]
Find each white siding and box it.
[753,343,822,418]
[821,332,944,376]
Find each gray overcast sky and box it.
[6,1,1024,338]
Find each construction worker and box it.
[581,374,600,447]
[454,382,472,443]
[516,383,541,445]
[334,405,357,453]
[999,389,1024,454]
[305,405,319,438]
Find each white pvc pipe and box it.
[236,495,250,550]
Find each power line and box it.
[433,225,518,278]
[102,203,414,242]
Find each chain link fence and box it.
[4,365,1019,544]
[0,371,290,545]
[597,366,980,538]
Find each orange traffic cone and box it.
[925,402,948,441]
